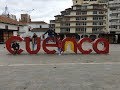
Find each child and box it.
[11,41,20,54]
[57,36,62,55]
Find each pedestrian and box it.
[43,28,57,42]
[42,34,45,40]
[32,33,38,50]
[11,41,20,55]
[57,35,63,55]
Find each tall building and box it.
[55,0,108,40]
[108,0,120,43]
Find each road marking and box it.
[0,62,120,67]
[0,50,5,51]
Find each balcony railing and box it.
[92,30,104,34]
[110,22,120,25]
[109,0,120,4]
[109,4,120,7]
[110,28,120,32]
[110,16,120,19]
[75,31,84,33]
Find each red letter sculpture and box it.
[6,36,24,54]
[62,37,77,53]
[93,38,109,54]
[25,37,41,54]
[77,38,92,54]
[42,37,58,54]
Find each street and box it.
[0,44,120,90]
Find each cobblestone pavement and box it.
[0,43,120,90]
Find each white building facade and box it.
[108,0,120,43]
[109,0,120,33]
[19,21,49,39]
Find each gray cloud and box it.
[0,0,73,23]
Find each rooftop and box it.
[0,15,22,25]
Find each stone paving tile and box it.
[0,44,120,90]
[0,64,120,90]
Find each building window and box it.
[99,22,103,25]
[17,27,19,30]
[76,22,86,26]
[92,27,102,32]
[76,11,87,15]
[93,11,97,14]
[76,17,87,20]
[93,22,103,25]
[61,23,70,26]
[93,22,97,25]
[99,11,104,14]
[76,28,86,32]
[93,16,104,20]
[5,25,8,30]
[40,25,42,28]
[60,28,70,33]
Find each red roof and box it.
[0,15,22,25]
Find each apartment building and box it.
[108,0,120,43]
[55,0,108,40]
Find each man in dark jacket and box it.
[43,28,57,42]
[43,28,57,38]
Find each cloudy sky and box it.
[0,0,73,23]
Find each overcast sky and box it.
[0,0,73,23]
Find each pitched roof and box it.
[0,15,22,25]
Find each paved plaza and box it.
[0,43,120,90]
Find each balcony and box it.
[92,30,105,34]
[110,16,120,20]
[109,0,120,4]
[111,10,120,14]
[110,22,120,25]
[110,28,120,32]
[75,31,84,34]
[109,4,120,7]
[60,30,70,33]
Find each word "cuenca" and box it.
[6,36,109,54]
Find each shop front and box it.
[0,29,17,43]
